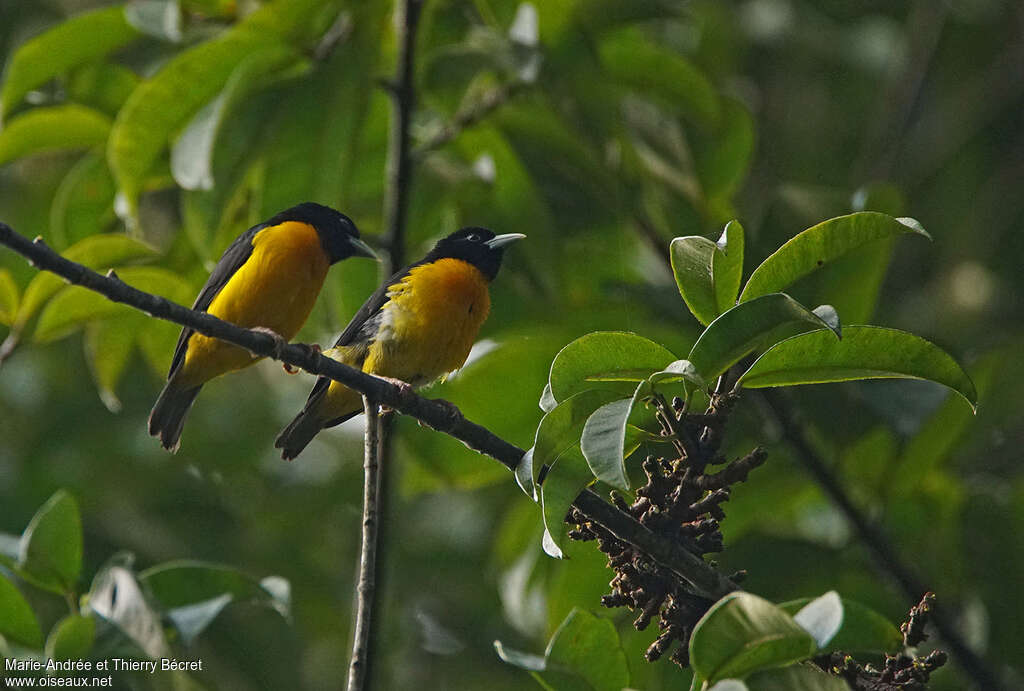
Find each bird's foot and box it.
[283,343,321,374]
[418,398,463,429]
[251,327,289,361]
[378,376,414,413]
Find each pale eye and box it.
[466,232,482,242]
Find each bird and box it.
[148,202,378,452]
[274,227,525,460]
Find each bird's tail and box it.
[274,410,325,461]
[148,382,201,453]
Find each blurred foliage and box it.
[1,0,1022,689]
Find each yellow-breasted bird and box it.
[149,202,377,451]
[274,227,525,459]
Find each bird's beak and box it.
[485,233,526,250]
[349,237,380,260]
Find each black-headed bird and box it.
[149,202,377,451]
[274,227,525,460]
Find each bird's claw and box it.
[251,326,289,361]
[378,376,413,413]
[418,399,462,428]
[283,343,321,373]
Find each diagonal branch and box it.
[0,220,737,600]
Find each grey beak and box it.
[485,233,526,250]
[349,237,380,260]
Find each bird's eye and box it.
[465,232,481,242]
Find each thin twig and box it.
[346,397,384,691]
[412,80,528,160]
[760,390,1004,691]
[0,220,737,607]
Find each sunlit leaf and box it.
[671,220,745,326]
[791,591,843,648]
[0,105,111,166]
[34,267,192,343]
[739,212,929,302]
[738,326,978,412]
[45,615,95,661]
[548,331,676,403]
[0,6,140,119]
[0,573,42,647]
[0,268,20,325]
[539,447,593,559]
[18,490,83,595]
[545,608,631,691]
[779,597,902,654]
[690,591,817,682]
[687,294,840,382]
[580,397,634,491]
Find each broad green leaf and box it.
[690,592,817,682]
[0,573,42,647]
[529,390,623,495]
[671,221,745,326]
[737,326,978,412]
[0,268,19,325]
[33,266,192,343]
[171,45,306,191]
[0,105,111,166]
[548,331,676,403]
[779,597,901,654]
[739,212,929,302]
[545,608,631,691]
[67,63,140,117]
[0,6,141,119]
[85,315,140,413]
[744,664,850,691]
[108,0,338,217]
[139,560,287,613]
[791,591,842,648]
[49,151,117,249]
[18,490,83,595]
[687,294,840,382]
[88,561,169,658]
[539,447,593,559]
[15,234,158,329]
[581,397,634,491]
[599,27,720,128]
[648,359,706,389]
[45,615,95,661]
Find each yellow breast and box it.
[179,221,330,386]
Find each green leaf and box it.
[0,268,20,325]
[108,0,336,217]
[85,315,141,413]
[599,27,720,128]
[743,664,850,690]
[790,591,843,648]
[737,326,978,412]
[671,221,745,326]
[33,266,192,343]
[18,490,83,595]
[494,639,547,671]
[690,591,817,683]
[0,6,141,120]
[88,560,169,658]
[548,331,676,403]
[528,390,623,496]
[0,105,111,166]
[779,597,902,654]
[49,151,117,249]
[0,573,43,647]
[580,397,634,491]
[687,294,840,382]
[67,62,140,117]
[171,45,306,191]
[545,608,631,691]
[739,212,929,303]
[15,234,158,330]
[539,447,593,559]
[648,359,706,389]
[45,615,95,661]
[694,98,755,210]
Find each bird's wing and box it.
[167,224,263,378]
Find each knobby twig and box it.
[346,397,384,691]
[760,390,1004,691]
[0,219,736,601]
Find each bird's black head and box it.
[426,227,526,280]
[269,202,377,264]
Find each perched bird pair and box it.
[148,202,524,458]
